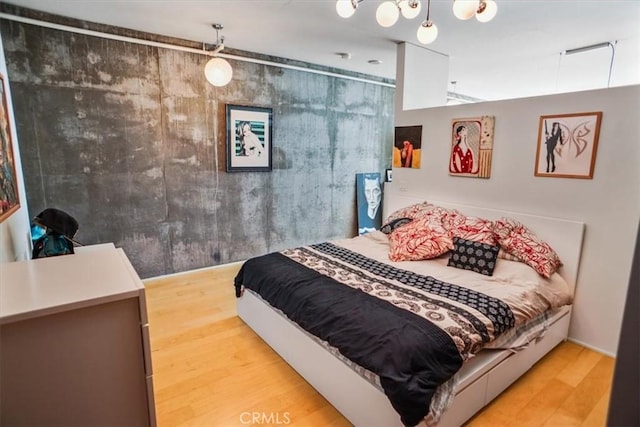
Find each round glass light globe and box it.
[476,0,497,22]
[400,0,422,19]
[376,1,400,27]
[417,22,438,44]
[453,0,479,20]
[336,0,356,18]
[204,57,233,87]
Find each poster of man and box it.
[356,172,382,235]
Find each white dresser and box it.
[0,246,156,426]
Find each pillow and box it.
[447,237,500,276]
[380,217,413,234]
[384,201,435,224]
[493,217,562,278]
[388,214,453,261]
[498,248,522,262]
[444,210,496,245]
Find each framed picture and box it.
[226,104,272,172]
[356,172,382,235]
[0,73,20,223]
[393,125,422,169]
[449,116,495,179]
[385,168,393,182]
[534,112,602,179]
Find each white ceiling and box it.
[2,0,640,101]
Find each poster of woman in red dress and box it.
[449,116,495,178]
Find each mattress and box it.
[234,231,573,426]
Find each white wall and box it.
[0,23,31,263]
[390,85,640,356]
[396,43,448,112]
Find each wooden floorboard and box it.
[144,264,614,427]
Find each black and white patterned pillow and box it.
[447,237,500,276]
[380,217,413,234]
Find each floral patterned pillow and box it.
[445,210,496,245]
[493,217,562,278]
[388,212,453,261]
[384,201,435,224]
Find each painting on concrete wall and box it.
[534,112,602,179]
[356,172,382,236]
[449,116,495,179]
[393,125,422,169]
[226,104,273,172]
[0,73,20,223]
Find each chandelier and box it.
[335,0,498,45]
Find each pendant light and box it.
[204,24,233,87]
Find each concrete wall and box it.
[0,22,30,263]
[390,85,640,356]
[0,20,394,278]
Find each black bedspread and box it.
[234,251,465,426]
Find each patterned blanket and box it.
[234,242,516,426]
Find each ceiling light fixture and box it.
[204,24,233,87]
[336,0,365,18]
[475,0,498,22]
[376,1,400,27]
[452,0,479,20]
[335,0,497,45]
[400,0,422,19]
[416,0,438,45]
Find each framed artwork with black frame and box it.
[226,104,273,172]
[0,72,20,223]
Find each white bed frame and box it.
[237,196,585,426]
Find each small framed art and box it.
[534,112,602,179]
[449,116,495,179]
[226,104,273,172]
[393,125,422,169]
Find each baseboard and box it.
[567,337,616,358]
[142,260,245,283]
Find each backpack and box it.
[31,208,79,259]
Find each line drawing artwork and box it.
[535,112,602,179]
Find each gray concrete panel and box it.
[2,20,393,278]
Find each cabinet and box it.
[0,246,156,426]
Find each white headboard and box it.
[383,192,585,294]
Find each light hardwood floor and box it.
[144,264,614,427]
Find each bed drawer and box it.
[438,374,488,427]
[485,309,571,402]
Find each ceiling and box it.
[2,0,639,101]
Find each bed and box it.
[234,197,584,426]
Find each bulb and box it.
[452,0,479,20]
[416,21,438,44]
[400,0,422,19]
[204,57,233,87]
[336,0,356,18]
[376,1,400,27]
[476,0,497,22]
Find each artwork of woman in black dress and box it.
[545,121,564,173]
